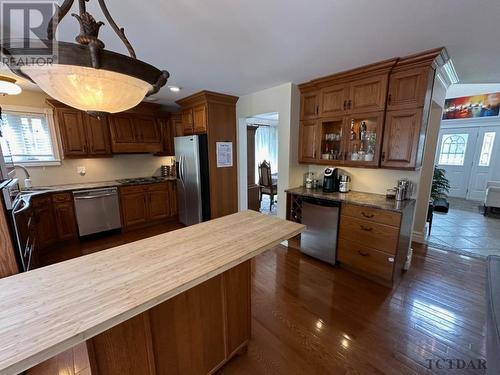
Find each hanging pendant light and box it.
[0,76,22,96]
[1,0,169,116]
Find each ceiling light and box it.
[0,76,22,96]
[1,0,169,116]
[168,86,181,92]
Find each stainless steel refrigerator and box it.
[174,135,211,226]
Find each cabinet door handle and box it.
[361,212,374,219]
[359,224,373,232]
[358,250,369,257]
[382,151,386,161]
[348,100,352,109]
[316,105,319,115]
[343,100,347,110]
[388,94,392,105]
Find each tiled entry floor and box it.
[427,197,500,258]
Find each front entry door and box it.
[468,127,499,201]
[436,128,478,198]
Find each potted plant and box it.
[431,166,450,213]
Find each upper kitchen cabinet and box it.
[387,66,433,110]
[348,74,389,113]
[48,100,112,158]
[300,90,320,120]
[298,119,319,163]
[109,114,162,153]
[298,48,448,170]
[155,112,176,156]
[319,84,349,117]
[180,104,208,135]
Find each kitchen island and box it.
[0,211,304,375]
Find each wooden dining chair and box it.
[258,160,278,211]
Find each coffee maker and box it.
[323,168,339,192]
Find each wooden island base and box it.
[86,260,251,375]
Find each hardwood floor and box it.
[27,240,486,375]
[221,243,486,375]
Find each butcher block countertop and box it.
[0,211,304,375]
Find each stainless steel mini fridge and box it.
[174,135,211,226]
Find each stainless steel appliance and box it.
[174,135,210,226]
[1,178,35,271]
[397,178,414,200]
[339,175,351,193]
[73,188,122,236]
[299,197,340,265]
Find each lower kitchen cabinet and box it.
[32,195,58,251]
[33,193,79,251]
[52,193,78,241]
[86,260,251,375]
[120,181,177,230]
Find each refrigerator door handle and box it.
[180,155,185,182]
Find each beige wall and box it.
[1,90,173,187]
[236,83,307,218]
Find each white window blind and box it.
[1,111,57,163]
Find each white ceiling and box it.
[2,0,500,106]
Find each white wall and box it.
[0,90,174,187]
[236,83,307,218]
[446,83,500,98]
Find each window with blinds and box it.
[1,111,57,163]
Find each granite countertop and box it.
[0,211,304,375]
[22,177,177,195]
[285,186,415,212]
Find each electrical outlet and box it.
[77,166,86,176]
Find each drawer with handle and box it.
[342,203,401,227]
[337,239,395,282]
[339,215,399,255]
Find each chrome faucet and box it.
[13,164,30,179]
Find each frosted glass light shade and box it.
[0,77,22,95]
[21,65,153,113]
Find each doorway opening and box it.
[246,113,279,216]
[426,91,500,258]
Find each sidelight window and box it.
[478,132,496,167]
[438,134,469,166]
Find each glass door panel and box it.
[319,118,345,163]
[345,112,383,166]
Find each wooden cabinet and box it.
[193,104,208,134]
[52,193,78,241]
[348,74,388,113]
[88,260,251,375]
[387,66,431,110]
[299,120,319,162]
[120,182,177,230]
[320,84,348,117]
[155,114,176,156]
[381,109,422,168]
[54,106,112,158]
[57,109,88,157]
[298,48,444,170]
[109,115,162,153]
[338,203,410,287]
[84,114,111,155]
[32,195,58,250]
[300,91,319,120]
[181,108,194,135]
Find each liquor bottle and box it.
[350,120,356,141]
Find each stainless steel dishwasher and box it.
[299,197,340,265]
[73,187,122,236]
